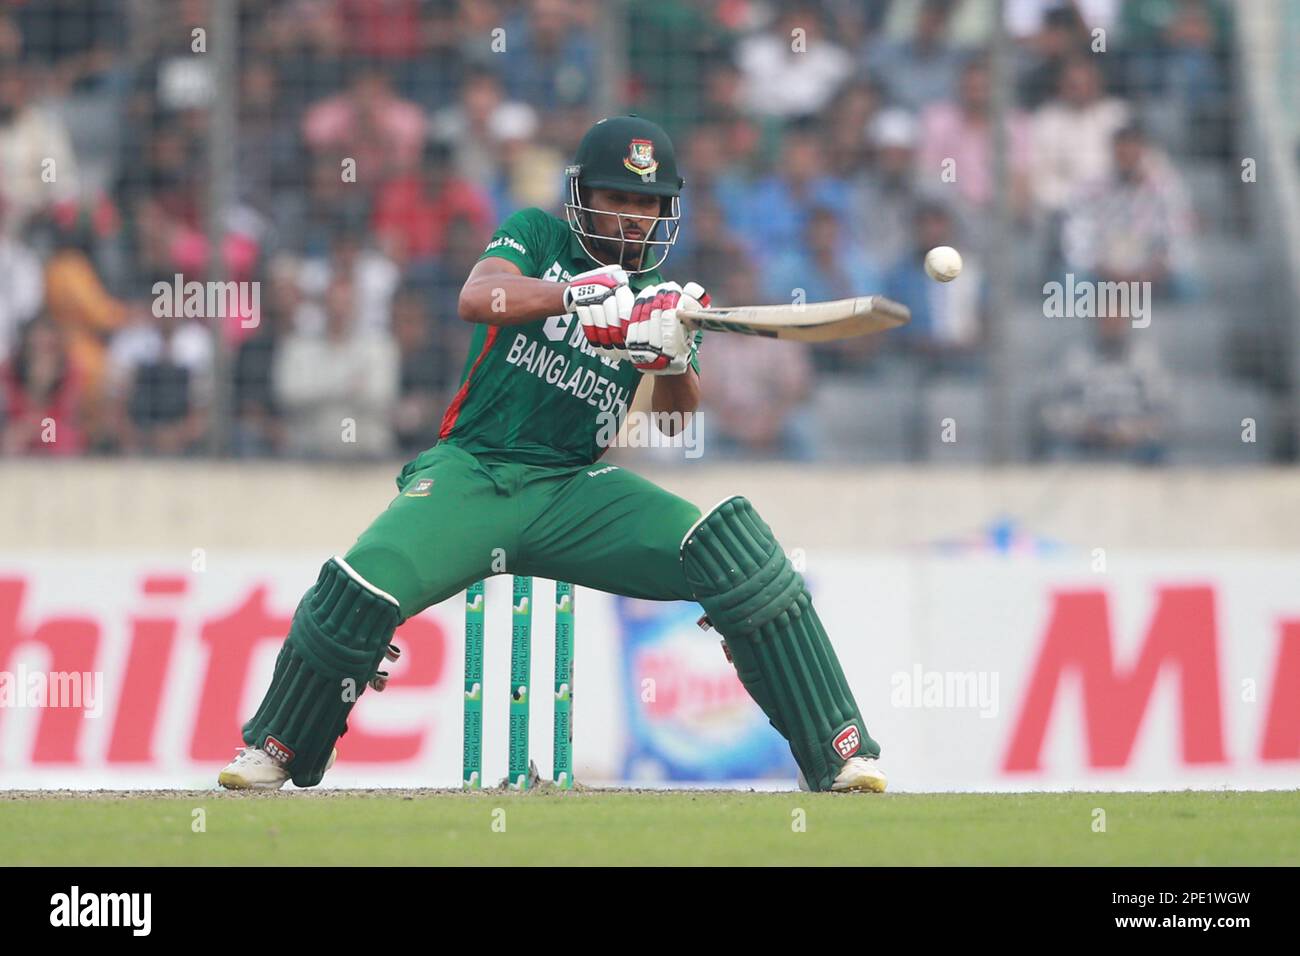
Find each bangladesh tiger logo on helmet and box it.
[623,138,658,177]
[564,115,683,274]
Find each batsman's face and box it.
[586,188,662,269]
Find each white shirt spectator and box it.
[430,98,538,192]
[274,326,399,459]
[107,318,214,408]
[298,250,401,334]
[1029,96,1128,213]
[737,31,854,118]
[0,105,80,234]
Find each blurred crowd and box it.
[0,0,1237,462]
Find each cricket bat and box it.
[678,295,910,343]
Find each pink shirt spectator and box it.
[919,102,1031,209]
[303,90,425,185]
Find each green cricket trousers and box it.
[344,443,702,620]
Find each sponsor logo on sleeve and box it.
[484,235,528,256]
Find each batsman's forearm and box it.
[651,367,701,424]
[458,274,570,325]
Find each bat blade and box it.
[678,296,910,342]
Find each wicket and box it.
[463,576,574,790]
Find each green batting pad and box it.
[242,557,400,787]
[681,497,879,790]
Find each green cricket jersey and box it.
[435,207,697,467]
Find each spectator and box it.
[105,301,213,456]
[883,202,985,369]
[0,211,45,365]
[680,124,743,201]
[259,0,349,117]
[448,0,506,69]
[397,0,463,110]
[1062,122,1195,297]
[1017,6,1090,109]
[690,60,767,178]
[1005,0,1120,40]
[372,140,494,267]
[274,152,372,260]
[0,56,80,235]
[867,0,964,112]
[130,0,219,117]
[700,265,816,461]
[428,65,540,200]
[854,108,926,268]
[766,206,885,373]
[232,259,299,457]
[237,58,304,218]
[492,104,566,217]
[724,131,851,270]
[16,0,125,96]
[391,287,446,456]
[117,116,263,325]
[115,116,195,233]
[919,57,1032,225]
[302,58,425,192]
[1038,310,1171,464]
[675,194,749,295]
[822,76,885,177]
[498,0,595,111]
[274,273,399,459]
[626,0,727,132]
[409,214,491,370]
[1119,0,1232,156]
[337,0,424,62]
[299,230,401,334]
[1,316,84,456]
[736,2,854,119]
[43,225,128,442]
[1028,56,1128,216]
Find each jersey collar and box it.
[566,229,662,290]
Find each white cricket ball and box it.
[924,245,963,282]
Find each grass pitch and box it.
[1,789,1296,866]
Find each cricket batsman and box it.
[219,115,887,793]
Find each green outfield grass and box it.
[1,789,1296,866]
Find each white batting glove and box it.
[563,264,635,355]
[625,281,709,375]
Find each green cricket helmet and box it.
[564,115,684,273]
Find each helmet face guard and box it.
[564,173,681,275]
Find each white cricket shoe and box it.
[797,756,888,793]
[217,746,336,791]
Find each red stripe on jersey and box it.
[438,326,501,439]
